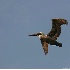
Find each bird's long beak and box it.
[28,33,38,36]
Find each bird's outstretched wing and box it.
[47,18,68,40]
[41,40,48,55]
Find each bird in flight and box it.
[28,18,68,55]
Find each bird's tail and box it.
[50,40,62,47]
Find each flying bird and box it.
[28,18,68,55]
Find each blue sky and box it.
[0,0,70,69]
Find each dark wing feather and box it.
[53,24,61,40]
[47,20,57,38]
[47,18,68,40]
[41,40,48,55]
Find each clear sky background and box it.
[0,0,70,69]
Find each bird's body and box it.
[29,18,68,55]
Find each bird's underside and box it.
[29,18,68,55]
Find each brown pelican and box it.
[28,18,68,55]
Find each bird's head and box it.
[28,32,46,39]
[28,32,45,36]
